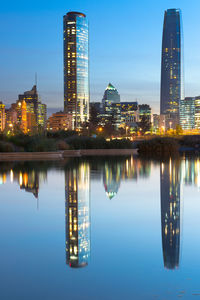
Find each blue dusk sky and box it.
[1,0,200,114]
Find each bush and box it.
[56,140,70,150]
[0,141,15,152]
[28,138,58,152]
[138,137,179,158]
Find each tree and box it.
[137,115,151,135]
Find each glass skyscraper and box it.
[63,12,89,129]
[102,83,121,128]
[160,9,184,128]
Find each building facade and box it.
[0,102,6,132]
[102,83,121,128]
[18,85,47,132]
[47,112,73,131]
[179,97,195,130]
[63,11,89,129]
[160,9,184,128]
[195,97,200,129]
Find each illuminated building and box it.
[16,100,27,133]
[160,9,184,128]
[0,102,6,132]
[5,107,17,130]
[37,103,47,128]
[102,83,121,128]
[65,163,90,268]
[103,162,121,199]
[139,104,152,123]
[18,85,47,132]
[63,12,89,129]
[47,112,72,131]
[195,96,200,129]
[120,102,139,128]
[160,160,181,269]
[179,97,195,130]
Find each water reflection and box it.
[1,156,200,272]
[0,166,47,200]
[160,159,181,270]
[65,163,90,268]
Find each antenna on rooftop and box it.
[35,72,37,87]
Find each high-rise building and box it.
[102,83,121,128]
[63,12,89,129]
[65,163,90,268]
[16,100,27,134]
[195,96,200,129]
[160,160,181,269]
[120,101,139,128]
[179,97,195,130]
[160,9,184,128]
[18,85,47,132]
[0,102,6,132]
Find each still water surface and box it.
[0,156,200,300]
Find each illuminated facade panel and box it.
[0,102,6,132]
[179,97,195,130]
[63,12,89,129]
[195,97,200,129]
[160,9,184,128]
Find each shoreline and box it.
[0,149,138,161]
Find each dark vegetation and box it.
[0,131,133,152]
[137,137,180,158]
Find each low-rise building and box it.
[47,112,73,131]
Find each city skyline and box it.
[1,1,200,114]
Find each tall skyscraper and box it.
[102,83,121,128]
[18,85,47,132]
[160,9,184,128]
[0,102,6,132]
[63,12,89,129]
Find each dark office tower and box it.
[63,12,89,129]
[65,163,90,268]
[160,160,181,269]
[102,83,121,128]
[160,9,184,128]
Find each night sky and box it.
[1,0,200,114]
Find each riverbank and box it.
[0,149,138,161]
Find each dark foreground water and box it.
[0,156,200,300]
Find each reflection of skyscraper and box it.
[160,9,184,128]
[65,163,90,268]
[103,162,121,200]
[160,160,181,269]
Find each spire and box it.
[106,83,116,90]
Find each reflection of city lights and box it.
[19,172,23,186]
[10,170,13,183]
[2,173,7,184]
